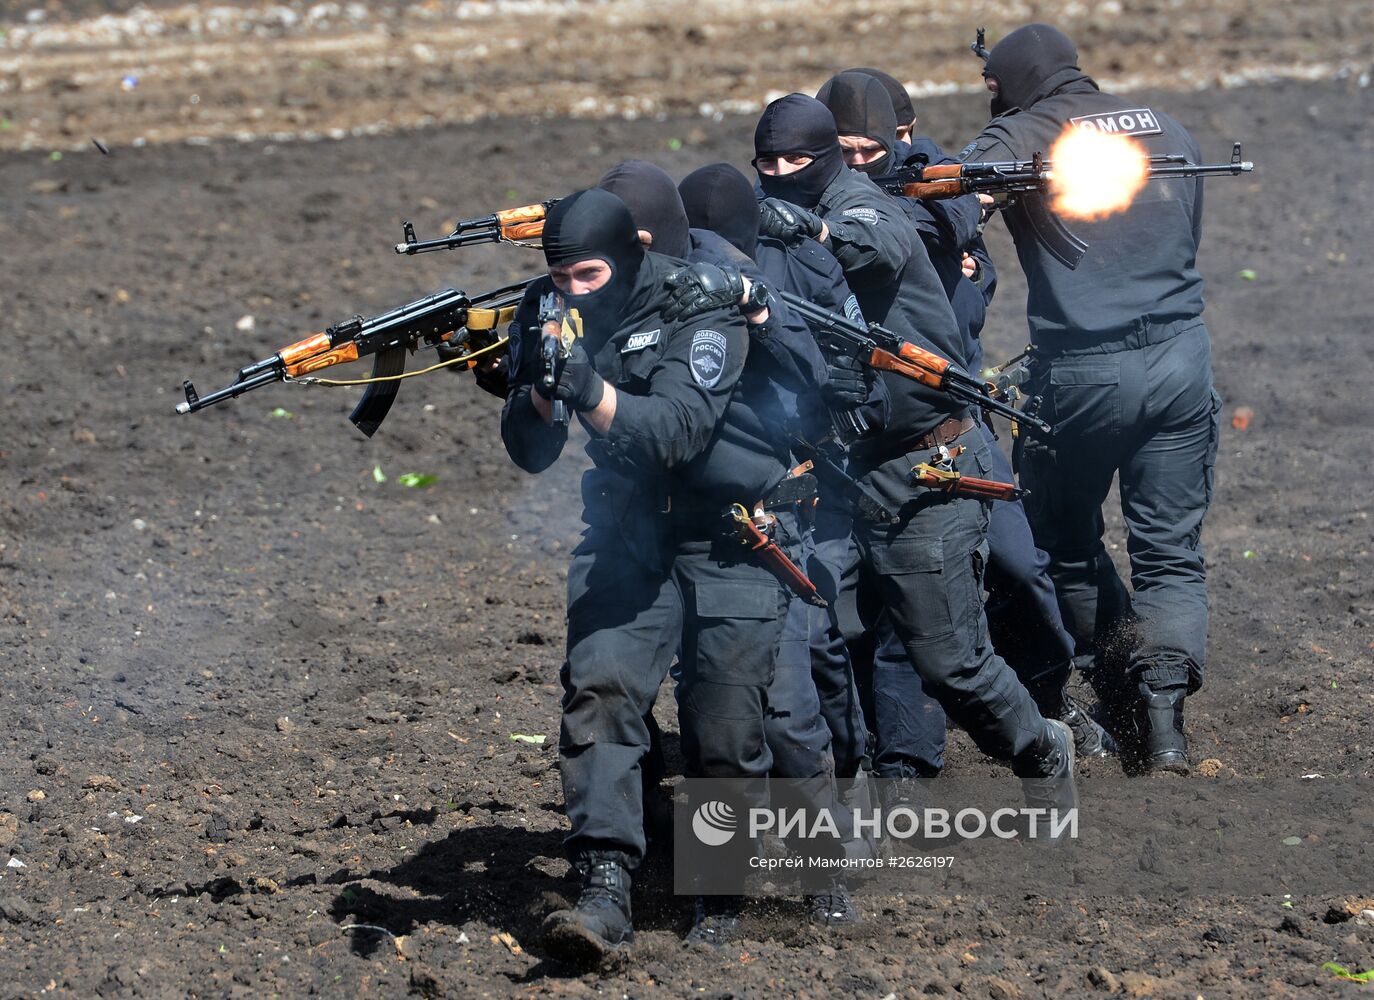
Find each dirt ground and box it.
[2,2,1373,997]
[3,0,1372,151]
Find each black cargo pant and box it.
[1020,319,1221,694]
[805,511,870,780]
[765,511,834,782]
[854,427,1049,771]
[761,510,861,876]
[560,519,787,870]
[980,423,1077,696]
[766,510,871,781]
[864,422,1077,777]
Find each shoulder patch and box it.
[957,141,979,161]
[842,294,864,325]
[1068,108,1163,138]
[840,206,879,225]
[621,329,661,354]
[688,330,728,388]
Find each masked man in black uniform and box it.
[677,161,885,888]
[595,160,857,930]
[748,94,1078,815]
[501,188,798,961]
[818,69,992,301]
[960,25,1222,773]
[678,162,875,787]
[816,70,1114,785]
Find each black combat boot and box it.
[805,878,861,927]
[1137,682,1189,775]
[543,853,633,966]
[877,773,929,821]
[1056,687,1119,759]
[1015,719,1078,846]
[684,895,744,946]
[877,772,941,850]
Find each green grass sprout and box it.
[1322,962,1374,983]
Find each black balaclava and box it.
[983,23,1095,117]
[815,71,897,178]
[596,159,691,259]
[752,94,846,209]
[678,163,760,260]
[842,67,915,130]
[541,187,644,336]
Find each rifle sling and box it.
[465,304,519,331]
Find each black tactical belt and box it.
[902,414,978,454]
[1033,315,1202,357]
[664,472,818,518]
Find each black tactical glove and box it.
[663,261,747,322]
[535,341,605,412]
[821,354,870,408]
[758,198,825,245]
[436,338,511,399]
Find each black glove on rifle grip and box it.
[551,341,605,412]
[821,353,870,407]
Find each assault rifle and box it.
[777,290,1051,436]
[394,201,557,255]
[538,292,583,429]
[874,144,1253,201]
[871,143,1254,268]
[176,279,532,436]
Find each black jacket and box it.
[501,250,788,510]
[899,136,987,254]
[754,234,888,439]
[813,166,968,458]
[896,138,998,373]
[688,228,827,397]
[961,84,1206,340]
[682,228,813,492]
